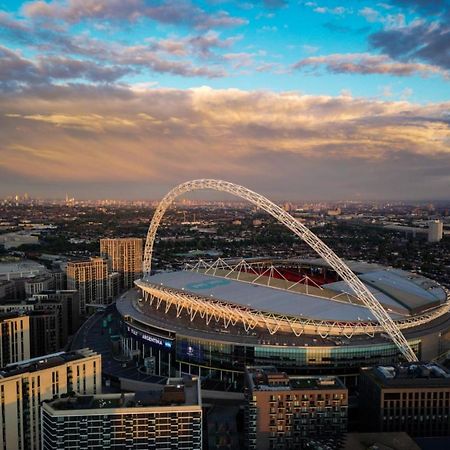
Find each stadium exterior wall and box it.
[116,292,450,389]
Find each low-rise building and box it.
[0,232,40,249]
[0,280,16,300]
[24,275,54,296]
[0,259,47,281]
[42,376,202,450]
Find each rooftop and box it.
[364,363,450,388]
[144,270,403,322]
[0,259,46,278]
[24,275,53,283]
[246,365,346,392]
[0,310,27,321]
[0,349,98,379]
[142,258,447,321]
[44,377,201,412]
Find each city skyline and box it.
[1,0,449,200]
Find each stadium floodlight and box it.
[143,179,418,362]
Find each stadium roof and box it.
[145,271,405,322]
[324,268,445,314]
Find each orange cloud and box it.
[1,85,449,199]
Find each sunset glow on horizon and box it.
[1,0,449,200]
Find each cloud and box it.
[358,7,405,28]
[223,52,255,68]
[22,0,246,29]
[0,85,449,200]
[111,44,227,78]
[369,21,450,71]
[237,0,287,10]
[304,2,350,15]
[0,45,132,89]
[0,11,238,81]
[302,45,319,54]
[386,0,449,15]
[147,31,241,59]
[0,35,229,88]
[293,52,448,78]
[314,6,347,15]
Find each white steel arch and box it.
[143,179,418,362]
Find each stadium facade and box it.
[117,180,450,388]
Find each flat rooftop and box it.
[246,365,346,392]
[0,259,46,277]
[0,349,98,378]
[364,363,450,388]
[45,377,201,412]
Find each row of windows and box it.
[175,336,421,369]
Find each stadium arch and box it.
[143,179,418,362]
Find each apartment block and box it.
[428,219,444,243]
[245,366,348,450]
[67,257,113,314]
[359,362,450,437]
[30,290,80,345]
[29,310,60,357]
[42,377,202,450]
[0,312,30,366]
[100,238,143,290]
[0,348,101,450]
[24,275,54,296]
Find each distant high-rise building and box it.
[283,202,292,212]
[42,377,202,450]
[359,363,450,437]
[66,258,111,314]
[245,366,348,450]
[428,219,443,243]
[0,312,30,366]
[100,238,143,290]
[0,348,101,450]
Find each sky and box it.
[0,0,449,201]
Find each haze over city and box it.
[1,0,449,200]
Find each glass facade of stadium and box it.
[119,311,424,390]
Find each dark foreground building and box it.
[359,362,450,437]
[244,366,347,449]
[42,377,202,450]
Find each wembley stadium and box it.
[116,179,450,388]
